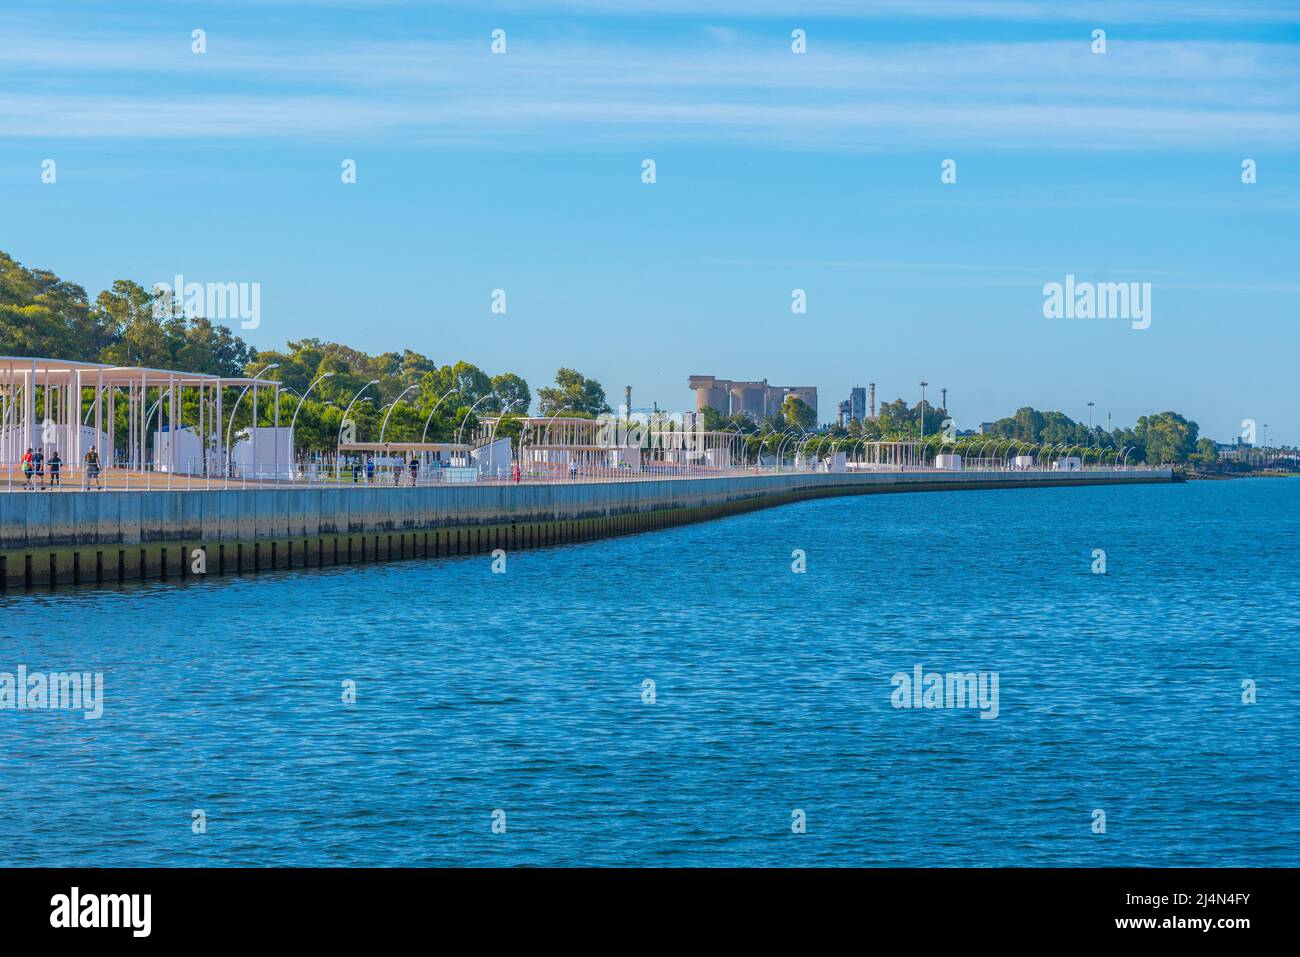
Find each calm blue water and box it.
[1,479,1297,866]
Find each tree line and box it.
[701,396,1215,465]
[0,250,610,453]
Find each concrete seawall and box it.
[0,468,1173,589]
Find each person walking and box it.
[33,448,45,489]
[48,450,62,490]
[365,456,375,483]
[512,462,521,484]
[20,448,34,489]
[408,455,419,486]
[83,445,102,490]
[350,458,360,483]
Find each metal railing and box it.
[0,454,1167,493]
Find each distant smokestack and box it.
[869,382,876,418]
[941,387,947,411]
[625,385,632,421]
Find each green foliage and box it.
[876,397,946,438]
[250,344,532,449]
[1193,437,1219,465]
[0,253,252,374]
[781,395,816,431]
[490,372,531,413]
[536,367,610,417]
[699,405,728,431]
[1136,411,1199,464]
[0,251,532,454]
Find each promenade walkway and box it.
[0,463,1163,493]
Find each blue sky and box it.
[2,1,1297,442]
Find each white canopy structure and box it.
[851,440,926,470]
[483,415,746,477]
[0,356,282,477]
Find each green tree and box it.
[1011,407,1047,442]
[490,372,531,413]
[698,406,758,433]
[782,395,816,430]
[0,253,97,359]
[537,367,609,417]
[1193,437,1219,466]
[1137,411,1199,463]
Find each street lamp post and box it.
[420,388,459,444]
[457,394,497,448]
[752,422,777,471]
[919,381,928,446]
[796,433,817,467]
[337,380,380,447]
[488,398,524,445]
[776,428,805,468]
[335,379,380,480]
[721,422,745,471]
[289,371,336,464]
[773,429,792,467]
[224,363,280,479]
[380,384,421,443]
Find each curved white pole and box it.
[225,363,280,476]
[289,371,335,438]
[336,379,380,448]
[488,398,524,445]
[457,394,496,447]
[380,384,420,443]
[420,388,459,444]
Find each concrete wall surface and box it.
[0,469,1173,552]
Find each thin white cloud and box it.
[186,0,1300,23]
[0,29,1295,148]
[705,260,1300,292]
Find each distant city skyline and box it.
[1,1,1297,443]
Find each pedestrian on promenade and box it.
[512,462,520,484]
[33,448,44,489]
[350,458,360,483]
[83,446,102,490]
[365,457,375,483]
[20,448,34,489]
[48,450,62,490]
[568,459,578,481]
[408,455,419,486]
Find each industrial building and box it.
[837,384,874,426]
[688,376,817,421]
[850,386,867,422]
